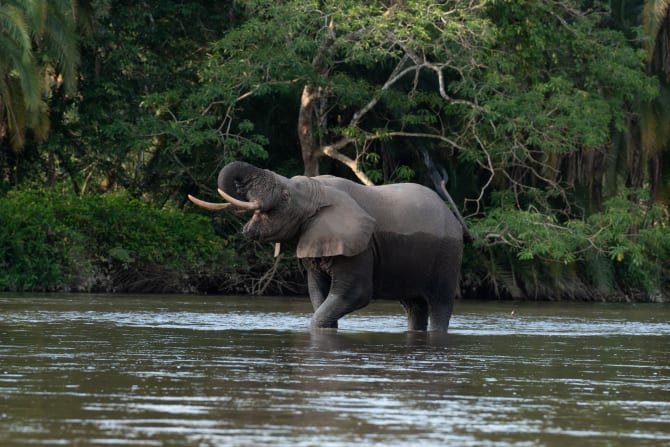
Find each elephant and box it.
[188,161,470,332]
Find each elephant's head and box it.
[188,161,375,258]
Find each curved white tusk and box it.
[187,194,232,211]
[217,188,261,211]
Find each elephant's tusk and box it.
[187,194,232,211]
[217,188,261,211]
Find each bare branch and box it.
[464,125,495,217]
[349,57,417,128]
[321,138,374,185]
[379,131,466,152]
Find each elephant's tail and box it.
[421,150,474,243]
[438,179,474,243]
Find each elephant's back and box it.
[370,183,459,238]
[316,177,460,241]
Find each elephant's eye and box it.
[281,189,290,203]
[234,180,244,195]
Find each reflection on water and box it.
[1,295,669,446]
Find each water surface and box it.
[1,295,669,446]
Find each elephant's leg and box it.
[425,238,462,333]
[306,268,330,311]
[427,271,458,332]
[428,299,453,332]
[310,250,373,329]
[400,298,429,331]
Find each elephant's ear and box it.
[296,188,375,258]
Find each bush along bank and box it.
[0,190,242,293]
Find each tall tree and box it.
[608,0,670,206]
[48,0,235,197]
[472,0,657,215]
[640,0,670,205]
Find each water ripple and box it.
[0,296,669,447]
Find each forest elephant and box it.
[188,161,470,332]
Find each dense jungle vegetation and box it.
[1,0,669,301]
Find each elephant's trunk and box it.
[217,161,284,211]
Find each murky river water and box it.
[0,295,669,446]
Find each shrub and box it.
[462,192,670,302]
[0,190,238,292]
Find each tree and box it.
[293,1,489,183]
[639,0,670,206]
[606,0,670,207]
[41,0,235,197]
[0,0,79,152]
[469,0,657,215]
[191,0,488,185]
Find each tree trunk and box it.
[648,151,662,207]
[298,85,322,177]
[46,150,56,187]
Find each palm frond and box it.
[43,3,79,93]
[0,3,40,112]
[23,0,48,39]
[0,4,33,65]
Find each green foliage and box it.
[0,190,237,292]
[192,0,494,184]
[461,0,657,209]
[464,191,669,301]
[32,1,237,199]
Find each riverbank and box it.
[1,190,667,302]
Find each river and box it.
[1,295,669,446]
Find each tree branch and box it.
[349,56,416,128]
[321,137,374,185]
[379,131,466,152]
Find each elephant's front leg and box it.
[310,249,373,329]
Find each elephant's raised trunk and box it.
[217,161,284,211]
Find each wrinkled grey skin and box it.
[214,161,466,332]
